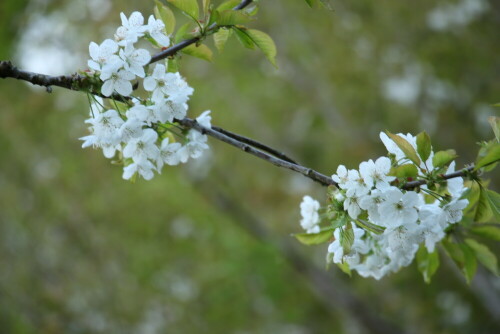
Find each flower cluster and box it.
[81,11,210,180]
[299,132,469,279]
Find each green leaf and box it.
[233,27,255,49]
[475,187,493,223]
[465,239,499,276]
[175,22,194,43]
[416,131,432,163]
[293,229,333,246]
[339,225,354,255]
[485,189,500,222]
[182,43,213,62]
[488,116,500,143]
[432,149,457,169]
[202,0,211,14]
[336,261,351,277]
[389,164,418,178]
[416,246,440,284]
[241,29,278,67]
[167,58,179,72]
[304,0,315,7]
[217,9,252,26]
[443,240,477,284]
[217,0,241,11]
[213,28,231,53]
[386,131,421,166]
[354,219,385,235]
[470,225,500,241]
[475,142,500,170]
[155,0,176,35]
[167,0,199,21]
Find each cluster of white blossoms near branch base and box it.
[80,11,210,180]
[299,132,469,279]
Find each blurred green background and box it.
[1,0,499,333]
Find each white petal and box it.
[101,80,114,96]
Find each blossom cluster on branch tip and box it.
[81,11,210,181]
[299,132,469,280]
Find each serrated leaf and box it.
[386,131,421,166]
[167,0,199,21]
[175,22,194,43]
[182,43,213,62]
[293,229,333,245]
[465,239,499,276]
[470,225,500,241]
[485,189,500,222]
[233,27,255,49]
[217,0,241,11]
[389,164,418,178]
[416,131,432,163]
[416,246,440,284]
[242,29,278,67]
[475,143,500,170]
[488,116,500,143]
[475,187,493,223]
[339,225,354,255]
[432,150,457,169]
[155,1,176,35]
[213,28,231,53]
[217,10,252,26]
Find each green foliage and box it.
[237,28,278,67]
[182,43,213,61]
[470,225,500,241]
[475,142,500,171]
[213,28,231,52]
[416,247,440,284]
[489,116,500,143]
[217,10,252,26]
[443,240,477,284]
[167,0,199,21]
[217,0,241,11]
[386,131,420,166]
[432,150,457,169]
[155,0,176,34]
[465,239,499,276]
[389,164,418,178]
[339,224,354,255]
[416,131,432,163]
[293,229,333,245]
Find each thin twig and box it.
[149,0,254,64]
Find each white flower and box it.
[81,109,124,146]
[418,204,446,252]
[146,15,170,46]
[177,130,209,162]
[88,39,120,72]
[144,65,194,104]
[344,194,362,219]
[157,138,182,169]
[359,157,395,190]
[446,161,467,198]
[443,198,468,224]
[359,189,387,224]
[383,224,420,267]
[115,12,147,46]
[119,43,151,78]
[332,165,350,189]
[196,110,212,128]
[345,169,370,197]
[379,132,434,171]
[378,188,420,228]
[299,196,320,234]
[328,223,369,264]
[123,128,160,162]
[119,118,144,142]
[123,159,156,180]
[100,62,135,97]
[149,100,188,123]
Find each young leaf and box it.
[182,43,213,62]
[213,28,231,53]
[336,261,352,277]
[167,0,199,21]
[470,225,500,241]
[474,187,493,223]
[339,224,354,255]
[416,246,440,284]
[389,164,418,178]
[475,142,500,170]
[217,10,252,26]
[202,0,211,14]
[465,239,499,276]
[485,189,500,222]
[217,0,241,11]
[154,0,176,35]
[233,27,255,49]
[488,116,500,143]
[386,131,421,166]
[175,22,194,43]
[354,219,385,235]
[416,131,432,163]
[293,229,333,246]
[432,150,457,169]
[241,29,278,67]
[443,240,477,284]
[304,0,315,7]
